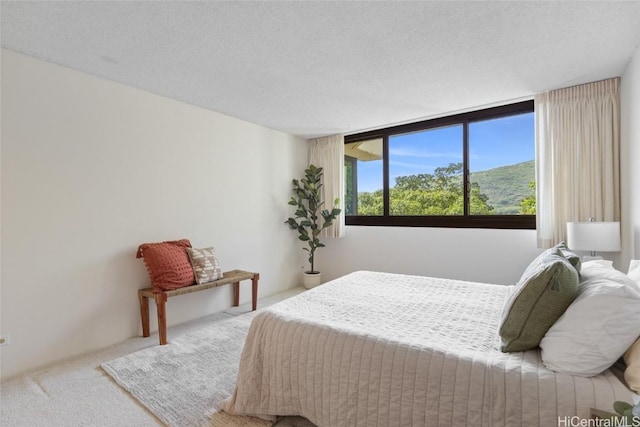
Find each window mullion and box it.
[383,134,390,216]
[463,121,469,217]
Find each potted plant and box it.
[285,164,341,289]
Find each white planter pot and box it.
[303,272,322,289]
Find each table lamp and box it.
[566,220,621,260]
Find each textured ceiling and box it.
[2,1,640,139]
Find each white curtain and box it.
[535,78,620,248]
[308,134,345,238]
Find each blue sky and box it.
[356,112,534,192]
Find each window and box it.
[344,138,383,215]
[389,125,464,216]
[344,101,535,229]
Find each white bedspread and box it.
[222,271,636,426]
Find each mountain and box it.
[470,160,535,214]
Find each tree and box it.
[344,159,355,215]
[356,163,494,215]
[357,190,383,215]
[519,181,536,214]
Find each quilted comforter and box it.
[222,271,636,426]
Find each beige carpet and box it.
[0,287,306,427]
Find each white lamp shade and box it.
[566,221,621,252]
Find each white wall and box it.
[0,49,307,380]
[320,226,540,286]
[620,43,640,266]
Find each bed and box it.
[221,270,639,426]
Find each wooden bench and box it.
[138,269,259,345]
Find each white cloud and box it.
[389,147,462,159]
[389,160,435,170]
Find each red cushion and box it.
[136,239,195,291]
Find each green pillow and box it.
[554,242,581,273]
[499,248,579,352]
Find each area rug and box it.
[101,311,275,427]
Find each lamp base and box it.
[582,255,603,261]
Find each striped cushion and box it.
[187,247,223,285]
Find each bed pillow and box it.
[540,263,640,377]
[580,259,638,289]
[136,239,195,291]
[186,247,223,285]
[628,259,640,285]
[555,242,581,273]
[499,248,579,352]
[624,337,640,393]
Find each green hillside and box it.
[470,160,535,214]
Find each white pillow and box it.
[582,259,613,269]
[540,263,640,377]
[580,260,638,288]
[629,259,640,284]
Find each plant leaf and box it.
[614,401,633,416]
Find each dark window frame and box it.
[344,100,535,230]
